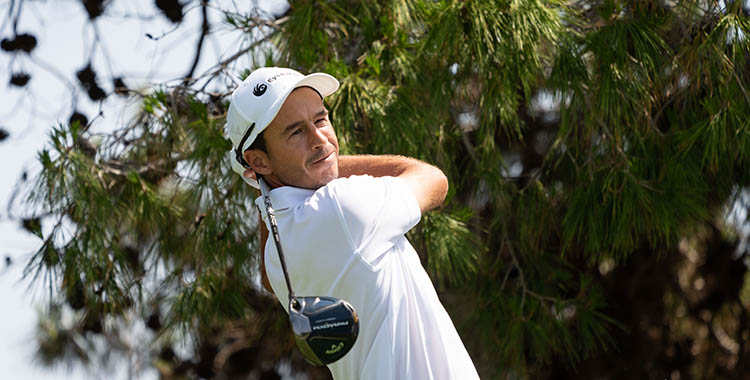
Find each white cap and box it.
[225,67,340,188]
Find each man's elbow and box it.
[402,160,449,212]
[422,166,448,212]
[434,168,449,204]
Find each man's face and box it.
[246,87,339,189]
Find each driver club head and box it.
[288,296,359,366]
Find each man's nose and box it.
[307,122,328,149]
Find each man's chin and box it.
[313,168,339,187]
[284,170,337,190]
[308,155,338,186]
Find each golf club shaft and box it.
[259,177,296,302]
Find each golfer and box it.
[226,67,480,380]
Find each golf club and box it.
[258,177,359,366]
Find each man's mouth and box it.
[308,150,335,166]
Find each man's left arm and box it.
[337,154,448,213]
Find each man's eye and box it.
[315,118,326,125]
[291,128,302,136]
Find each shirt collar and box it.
[254,185,315,219]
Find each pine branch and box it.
[503,238,558,313]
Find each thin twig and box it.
[209,32,275,74]
[461,131,481,168]
[504,236,560,314]
[193,33,276,92]
[92,22,117,80]
[29,55,78,92]
[506,240,528,311]
[1,0,16,35]
[731,69,750,109]
[499,255,513,292]
[185,1,210,81]
[527,289,558,303]
[98,157,180,177]
[12,0,23,34]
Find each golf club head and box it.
[288,296,359,366]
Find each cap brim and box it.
[294,72,340,98]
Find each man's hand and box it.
[338,155,448,213]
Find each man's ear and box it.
[243,149,273,176]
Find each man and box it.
[226,67,479,380]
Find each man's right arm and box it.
[338,154,448,213]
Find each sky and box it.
[0,1,285,378]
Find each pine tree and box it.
[11,0,750,379]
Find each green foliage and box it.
[410,208,482,287]
[26,90,261,326]
[15,0,750,379]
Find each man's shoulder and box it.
[316,174,419,222]
[311,175,390,218]
[322,174,408,194]
[319,175,407,206]
[324,174,377,188]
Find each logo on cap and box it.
[253,83,267,96]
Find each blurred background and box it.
[1,0,750,379]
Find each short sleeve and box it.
[326,175,421,265]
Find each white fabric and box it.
[256,175,480,380]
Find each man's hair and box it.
[248,130,266,153]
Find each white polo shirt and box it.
[256,175,480,380]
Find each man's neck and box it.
[261,174,286,189]
[263,175,332,191]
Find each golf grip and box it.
[258,177,297,304]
